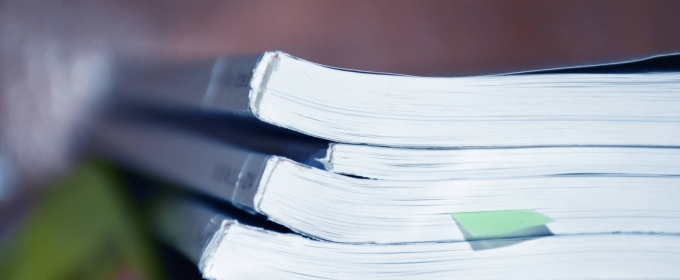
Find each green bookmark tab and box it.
[451,210,552,238]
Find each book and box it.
[111,51,680,148]
[322,144,680,180]
[91,119,680,244]
[152,194,680,280]
[100,52,680,278]
[101,105,680,181]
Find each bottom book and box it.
[152,195,680,280]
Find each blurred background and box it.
[1,0,680,279]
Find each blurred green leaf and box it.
[0,159,162,280]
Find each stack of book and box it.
[92,51,680,279]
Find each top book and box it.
[113,51,680,148]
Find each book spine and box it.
[150,194,232,264]
[205,53,267,115]
[91,121,269,212]
[112,53,266,116]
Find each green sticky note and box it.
[451,210,552,238]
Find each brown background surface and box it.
[4,0,680,74]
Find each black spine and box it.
[112,53,265,116]
[204,54,264,114]
[151,195,229,264]
[91,120,269,212]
